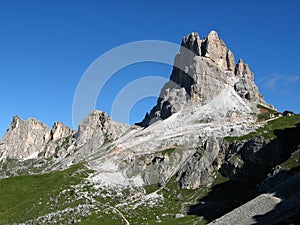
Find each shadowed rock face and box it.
[137,30,266,127]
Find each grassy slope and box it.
[0,163,88,224]
[280,149,300,170]
[132,172,229,225]
[0,160,230,225]
[225,114,300,142]
[225,114,300,171]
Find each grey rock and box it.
[0,116,73,160]
[0,110,131,167]
[258,165,288,193]
[209,172,300,225]
[123,148,195,187]
[181,32,202,56]
[176,137,224,189]
[174,213,185,218]
[0,115,75,161]
[0,116,51,159]
[201,30,235,71]
[234,59,265,102]
[73,110,130,155]
[50,122,72,141]
[137,30,266,127]
[208,193,282,225]
[221,137,284,182]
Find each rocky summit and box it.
[137,31,266,127]
[0,30,299,225]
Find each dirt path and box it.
[105,204,130,225]
[83,193,130,225]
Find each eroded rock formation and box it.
[137,30,266,127]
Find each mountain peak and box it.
[201,30,235,71]
[137,30,266,127]
[9,115,23,131]
[207,29,219,39]
[74,109,130,149]
[50,122,73,141]
[180,30,235,71]
[181,32,202,56]
[235,58,252,76]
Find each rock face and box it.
[50,122,72,141]
[123,148,196,187]
[176,138,224,189]
[0,110,130,162]
[0,116,75,160]
[220,137,283,182]
[234,59,264,101]
[137,30,266,127]
[220,123,300,183]
[201,30,235,71]
[73,110,130,155]
[0,116,51,159]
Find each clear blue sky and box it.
[0,0,300,136]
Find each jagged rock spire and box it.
[180,32,202,56]
[137,30,266,127]
[50,122,72,141]
[179,30,236,71]
[201,30,235,71]
[235,58,252,76]
[0,116,51,159]
[74,110,130,150]
[0,109,131,161]
[233,58,264,101]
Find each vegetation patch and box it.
[280,149,300,170]
[0,158,51,177]
[224,114,300,142]
[160,148,177,156]
[257,104,278,114]
[0,163,90,224]
[137,172,230,225]
[0,157,235,224]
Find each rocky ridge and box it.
[0,111,130,164]
[0,115,68,160]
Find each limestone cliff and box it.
[137,30,266,127]
[0,116,51,159]
[0,110,130,162]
